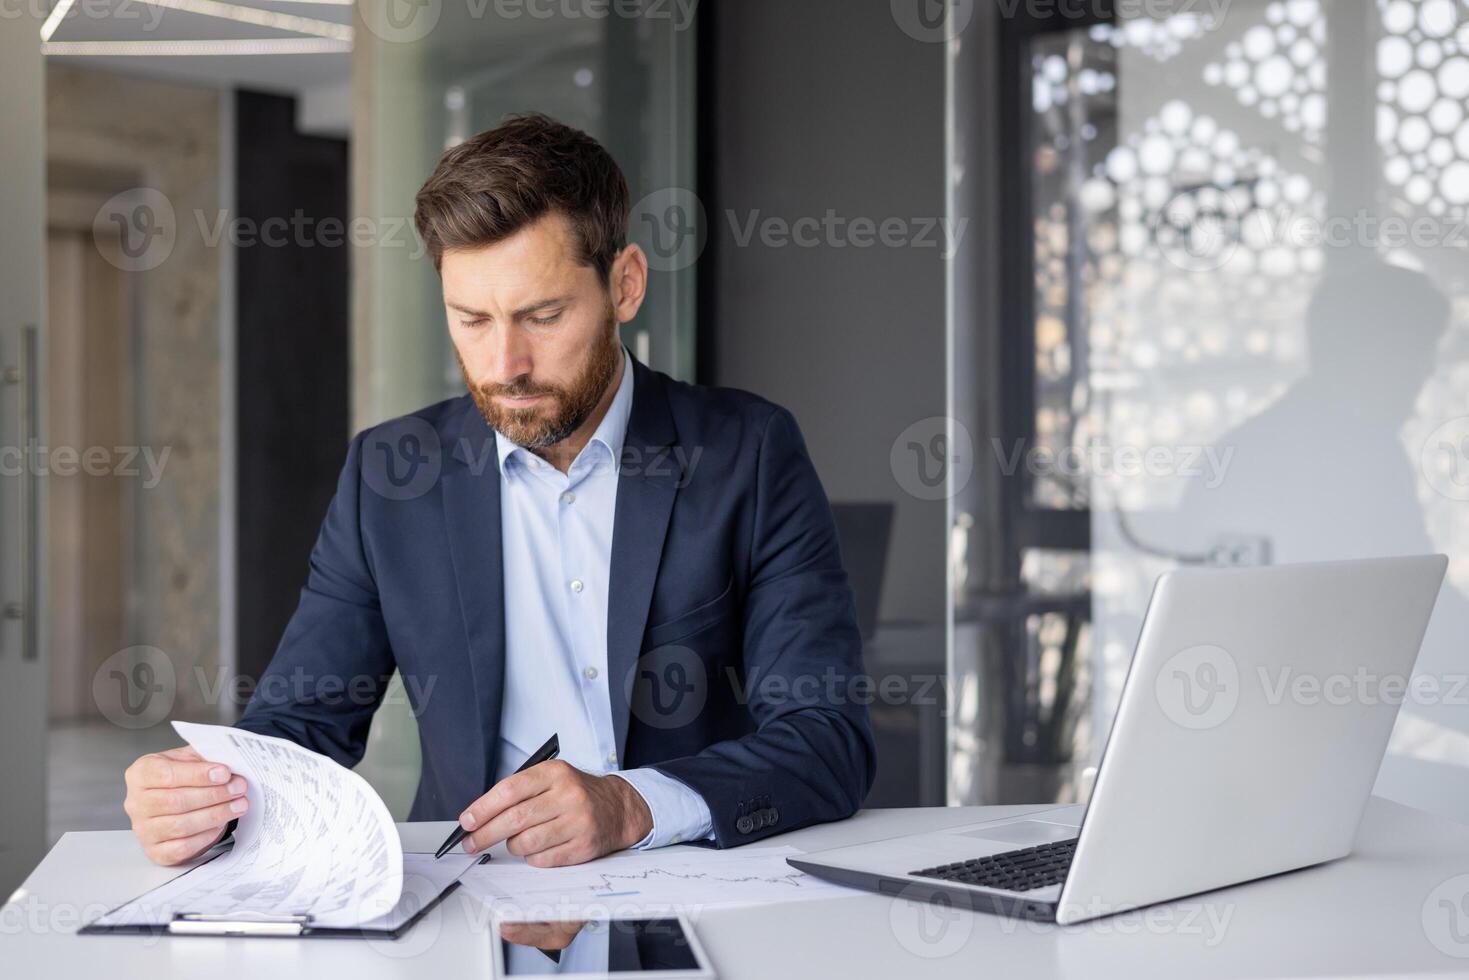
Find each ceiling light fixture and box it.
[42,37,352,55]
[133,0,351,41]
[40,0,77,42]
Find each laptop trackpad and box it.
[957,820,1077,846]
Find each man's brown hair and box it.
[413,113,630,282]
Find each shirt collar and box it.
[494,345,632,474]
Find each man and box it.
[123,113,875,868]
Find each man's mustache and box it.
[481,379,559,399]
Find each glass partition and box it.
[351,1,697,812]
[353,1,697,428]
[952,0,1469,817]
[1092,0,1469,819]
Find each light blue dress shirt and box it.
[492,346,713,849]
[502,921,609,975]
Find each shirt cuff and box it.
[609,768,714,849]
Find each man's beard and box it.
[459,313,622,453]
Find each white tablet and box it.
[492,915,715,979]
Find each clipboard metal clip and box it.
[168,911,311,936]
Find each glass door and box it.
[0,7,49,896]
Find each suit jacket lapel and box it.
[607,358,682,760]
[441,400,506,793]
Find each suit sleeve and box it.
[234,431,396,766]
[649,407,878,845]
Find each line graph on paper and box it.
[583,862,815,897]
[458,845,864,914]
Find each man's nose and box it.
[487,325,533,384]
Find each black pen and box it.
[434,733,560,859]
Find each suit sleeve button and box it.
[736,816,754,834]
[767,808,779,825]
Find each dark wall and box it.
[701,0,948,626]
[701,0,949,806]
[234,91,349,682]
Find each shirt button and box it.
[570,579,584,593]
[606,751,617,766]
[561,491,575,505]
[583,666,599,681]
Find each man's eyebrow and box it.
[446,301,491,318]
[513,297,571,318]
[445,297,571,319]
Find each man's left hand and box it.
[458,760,653,866]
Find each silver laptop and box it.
[789,555,1448,924]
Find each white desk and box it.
[4,797,1468,979]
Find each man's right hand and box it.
[123,745,249,865]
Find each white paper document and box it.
[459,845,863,920]
[90,722,476,930]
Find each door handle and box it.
[5,323,38,661]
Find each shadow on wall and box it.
[1178,261,1469,816]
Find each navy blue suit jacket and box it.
[237,356,876,845]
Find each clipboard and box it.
[79,851,490,939]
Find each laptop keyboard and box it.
[910,837,1079,892]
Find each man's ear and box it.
[609,244,649,324]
